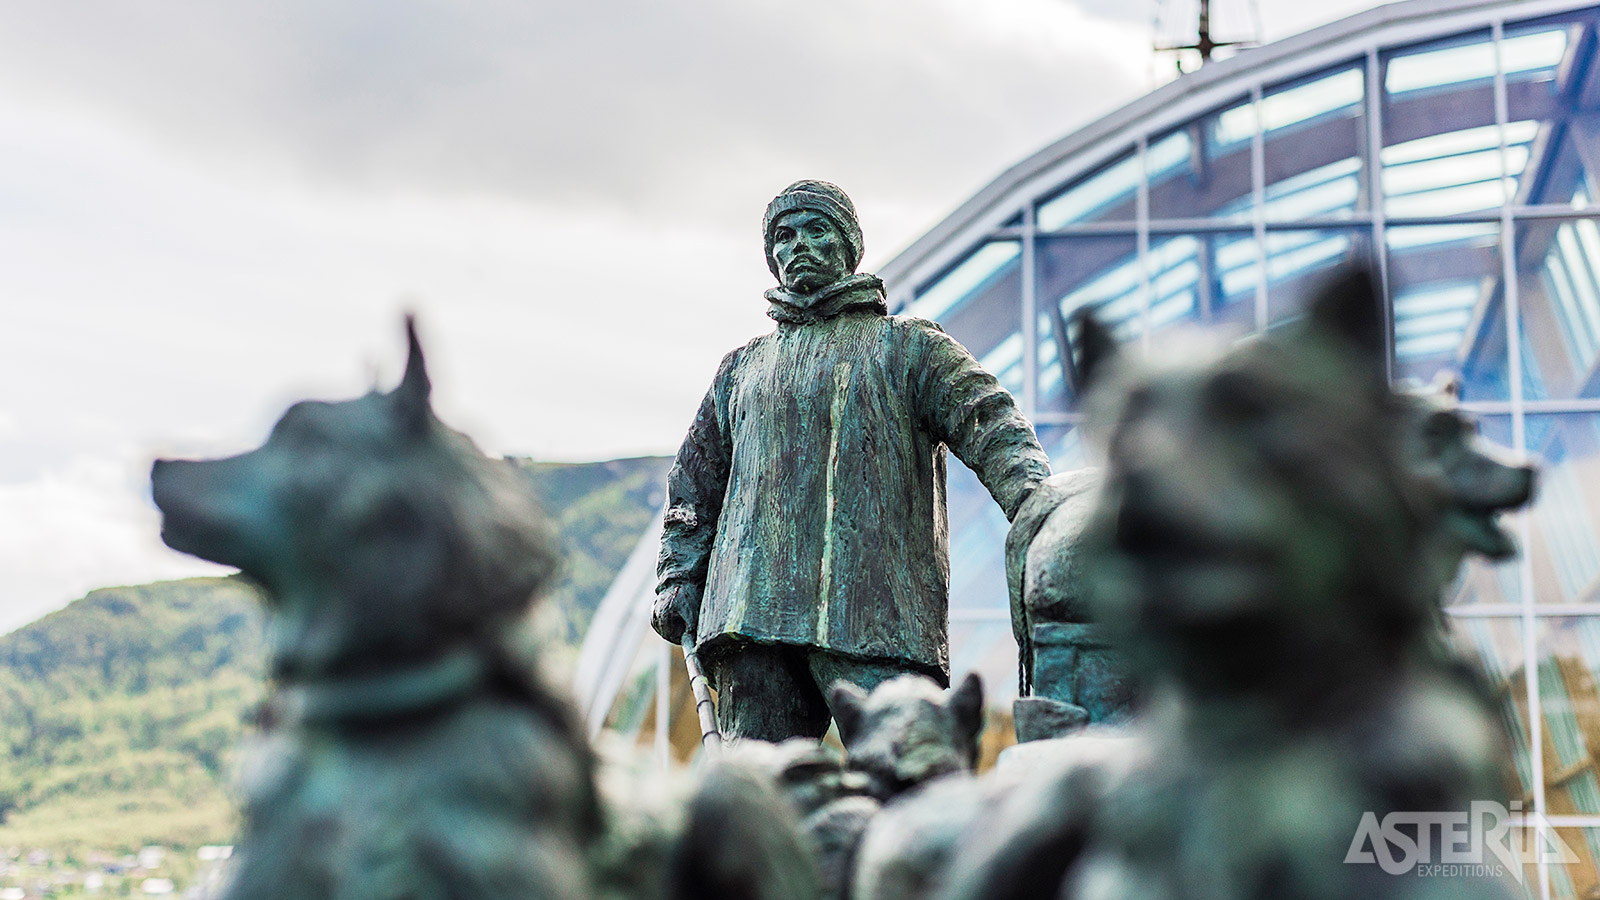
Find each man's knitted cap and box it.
[763,180,864,279]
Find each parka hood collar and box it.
[765,273,887,325]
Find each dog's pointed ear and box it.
[393,315,433,437]
[1070,307,1119,398]
[1305,266,1385,376]
[829,681,868,746]
[949,671,985,749]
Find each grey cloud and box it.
[0,0,1151,229]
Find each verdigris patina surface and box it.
[152,320,823,900]
[1002,374,1535,744]
[938,270,1524,900]
[152,321,601,900]
[652,180,1050,741]
[1003,467,1126,741]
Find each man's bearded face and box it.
[772,210,852,293]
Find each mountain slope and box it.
[0,575,265,865]
[0,455,668,874]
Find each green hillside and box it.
[518,456,671,644]
[0,455,668,892]
[0,575,264,891]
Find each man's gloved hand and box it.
[651,581,701,644]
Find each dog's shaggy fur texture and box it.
[154,321,833,900]
[830,674,986,900]
[830,673,985,803]
[1002,374,1535,740]
[153,321,601,900]
[936,271,1522,900]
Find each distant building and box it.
[584,9,1600,886]
[873,1,1600,896]
[195,846,232,863]
[138,847,164,871]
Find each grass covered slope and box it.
[0,576,266,857]
[519,456,671,644]
[0,455,669,863]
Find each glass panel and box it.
[1444,415,1525,608]
[1520,416,1600,606]
[1037,150,1139,230]
[1535,618,1600,820]
[1382,121,1530,217]
[1386,29,1499,96]
[945,455,1011,621]
[1034,234,1139,411]
[950,619,1022,705]
[1148,98,1255,223]
[1387,223,1511,400]
[1382,31,1503,217]
[1143,233,1239,339]
[1213,98,1256,149]
[1262,227,1376,326]
[977,329,1026,400]
[1036,424,1089,472]
[1548,828,1600,900]
[1209,232,1264,333]
[1262,65,1367,222]
[1452,555,1529,609]
[601,629,669,735]
[908,241,1022,383]
[1515,215,1600,399]
[1500,18,1594,210]
[1447,615,1535,805]
[909,241,1020,321]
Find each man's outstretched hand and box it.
[652,581,701,644]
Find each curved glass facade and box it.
[583,8,1600,887]
[878,2,1600,896]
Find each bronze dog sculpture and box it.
[153,321,599,900]
[939,270,1525,900]
[1004,353,1534,744]
[153,320,818,900]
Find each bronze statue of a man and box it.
[652,180,1050,742]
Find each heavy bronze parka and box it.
[657,272,1050,680]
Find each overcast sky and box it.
[0,0,1383,633]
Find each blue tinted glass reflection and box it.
[1387,224,1509,399]
[1035,234,1139,411]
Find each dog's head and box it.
[152,319,558,678]
[829,672,984,800]
[1076,270,1446,697]
[1397,376,1536,589]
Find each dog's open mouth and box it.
[1449,510,1518,560]
[1447,463,1535,560]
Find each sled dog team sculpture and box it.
[153,268,1536,898]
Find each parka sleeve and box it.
[911,321,1051,521]
[657,350,738,594]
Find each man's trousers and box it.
[709,641,936,742]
